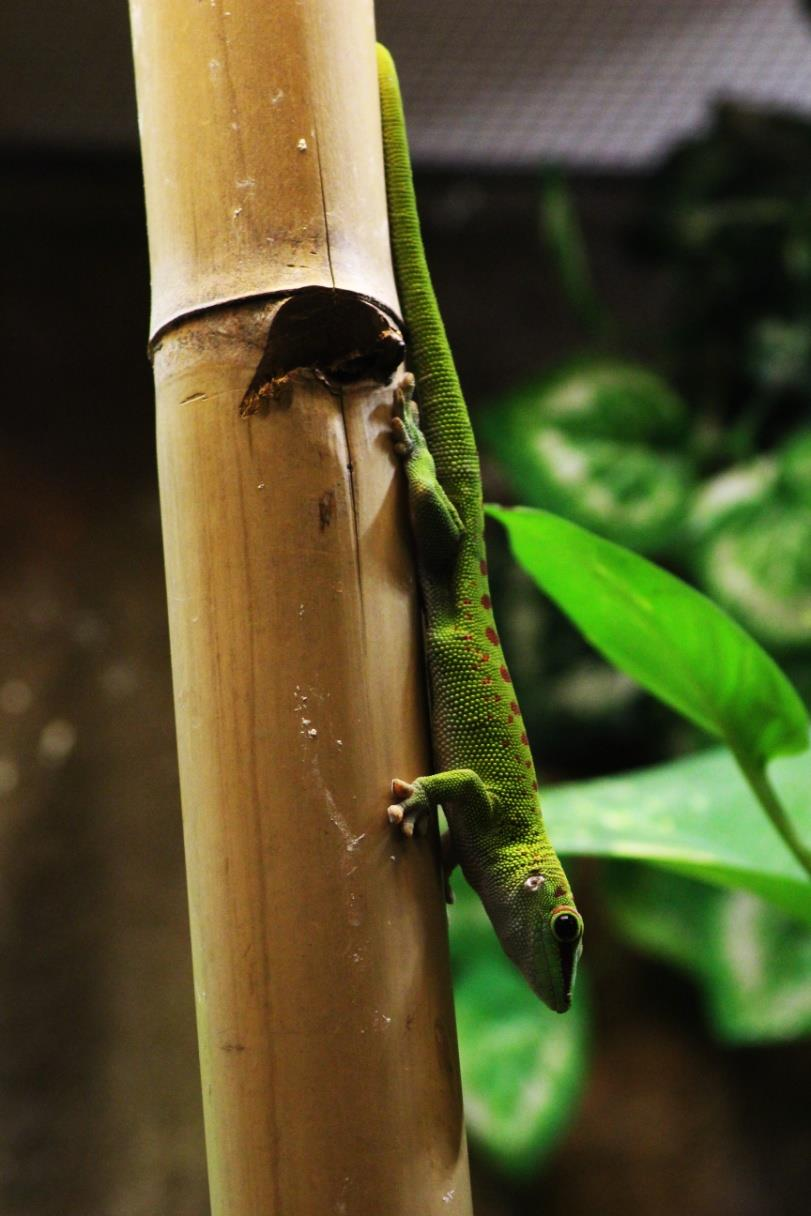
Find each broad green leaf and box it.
[782,430,811,506]
[698,501,811,648]
[449,875,589,1176]
[517,428,692,551]
[687,435,811,648]
[542,744,811,923]
[478,360,694,552]
[687,457,778,537]
[506,359,687,443]
[487,506,809,765]
[606,865,811,1043]
[604,863,716,975]
[707,889,811,1040]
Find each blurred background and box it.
[2,2,811,1213]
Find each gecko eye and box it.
[523,874,545,892]
[550,908,582,943]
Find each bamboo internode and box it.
[130,0,399,342]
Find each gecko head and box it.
[535,897,584,1013]
[491,870,584,1013]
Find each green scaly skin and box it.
[377,45,583,1013]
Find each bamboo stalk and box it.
[129,2,473,1213]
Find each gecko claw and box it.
[402,809,430,838]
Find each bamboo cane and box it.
[128,2,473,1213]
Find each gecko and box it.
[377,44,583,1013]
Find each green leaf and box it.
[687,457,778,538]
[606,865,811,1043]
[542,744,811,923]
[449,875,589,1177]
[478,359,695,553]
[487,506,809,765]
[605,864,716,974]
[687,435,811,649]
[782,429,811,506]
[525,428,692,550]
[509,359,688,444]
[707,890,811,1040]
[698,500,811,649]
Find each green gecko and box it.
[377,45,583,1013]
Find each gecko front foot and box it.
[388,784,456,903]
[387,777,431,838]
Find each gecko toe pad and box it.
[387,777,431,837]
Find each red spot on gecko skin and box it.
[554,885,566,898]
[532,781,538,791]
[479,652,490,662]
[485,626,500,646]
[520,732,528,745]
[525,760,532,768]
[507,715,514,725]
[510,701,520,716]
[481,594,491,609]
[463,598,471,605]
[482,676,492,685]
[480,559,488,575]
[500,666,512,683]
[501,739,510,748]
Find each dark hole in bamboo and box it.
[239,287,405,415]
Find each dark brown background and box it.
[3,157,810,1215]
[2,3,810,1214]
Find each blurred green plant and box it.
[451,508,810,1174]
[604,865,811,1044]
[637,105,811,454]
[488,507,810,871]
[686,430,811,648]
[477,358,695,552]
[543,735,811,921]
[450,873,590,1176]
[450,734,811,1168]
[540,170,609,341]
[453,103,811,1182]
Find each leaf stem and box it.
[540,170,612,344]
[733,748,811,880]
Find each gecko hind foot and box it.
[387,777,431,838]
